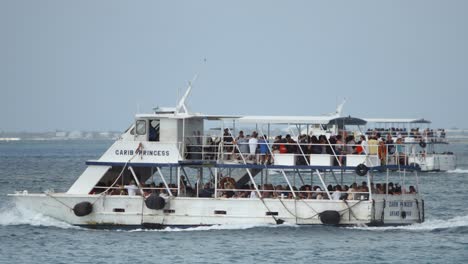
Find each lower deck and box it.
[10,193,423,227]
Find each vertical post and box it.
[157,167,173,196]
[128,166,144,196]
[214,167,218,198]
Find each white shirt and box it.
[124,184,139,196]
[249,138,258,154]
[361,140,369,154]
[331,191,342,200]
[250,190,258,198]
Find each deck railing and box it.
[182,135,437,168]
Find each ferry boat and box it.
[9,88,425,228]
[363,118,456,172]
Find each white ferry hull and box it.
[408,154,456,172]
[9,193,423,227]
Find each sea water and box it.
[1,140,467,263]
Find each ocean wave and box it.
[347,215,468,232]
[0,204,79,230]
[446,169,468,174]
[125,222,299,232]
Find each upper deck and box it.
[86,104,435,173]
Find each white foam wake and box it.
[0,204,78,230]
[348,214,468,231]
[446,168,468,174]
[126,222,299,232]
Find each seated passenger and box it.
[331,185,342,200]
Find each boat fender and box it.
[73,202,93,217]
[145,194,166,210]
[419,141,427,148]
[355,163,368,176]
[319,210,341,225]
[409,163,421,171]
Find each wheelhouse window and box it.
[149,119,160,142]
[136,120,146,135]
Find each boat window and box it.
[136,120,146,135]
[149,119,160,142]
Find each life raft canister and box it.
[73,202,93,217]
[145,193,166,210]
[319,210,341,225]
[355,163,369,176]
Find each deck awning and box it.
[328,116,367,126]
[236,115,334,124]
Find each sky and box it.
[1,0,467,132]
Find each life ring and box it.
[219,177,236,189]
[419,141,427,148]
[355,163,368,176]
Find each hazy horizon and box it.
[2,1,468,132]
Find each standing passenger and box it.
[249,131,259,162]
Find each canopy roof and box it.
[328,116,367,126]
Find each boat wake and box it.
[446,168,468,174]
[0,203,78,230]
[347,215,468,232]
[126,222,299,232]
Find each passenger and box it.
[331,185,342,200]
[375,183,383,194]
[309,136,322,154]
[279,137,288,154]
[368,136,379,155]
[378,141,387,165]
[297,135,309,165]
[236,131,250,157]
[258,135,270,164]
[360,135,369,154]
[394,184,402,195]
[249,186,258,198]
[248,131,259,161]
[124,180,139,196]
[285,134,297,153]
[223,128,234,159]
[311,186,321,199]
[395,138,407,164]
[345,135,356,154]
[318,135,327,154]
[335,135,345,165]
[272,136,282,154]
[274,185,283,198]
[347,183,358,200]
[326,136,336,156]
[409,186,417,194]
[288,186,298,199]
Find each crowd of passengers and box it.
[216,181,417,200]
[365,127,446,140]
[221,129,411,165]
[91,179,417,200]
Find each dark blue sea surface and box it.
[1,140,468,263]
